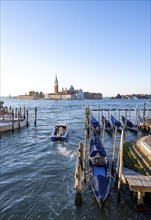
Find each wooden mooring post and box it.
[2,107,4,120]
[111,126,117,175]
[74,143,84,206]
[20,107,22,118]
[26,110,29,127]
[18,111,20,129]
[83,131,87,183]
[34,107,37,126]
[74,163,82,206]
[85,106,90,137]
[12,110,14,132]
[102,117,105,145]
[15,108,17,118]
[78,143,83,170]
[24,107,26,119]
[117,129,124,201]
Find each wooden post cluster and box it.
[74,108,89,206]
[0,106,38,134]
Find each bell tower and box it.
[54,74,59,94]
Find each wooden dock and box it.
[117,132,151,205]
[0,106,37,133]
[122,167,151,205]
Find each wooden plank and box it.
[126,175,151,187]
[126,175,142,187]
[138,176,151,187]
[129,186,151,192]
[125,175,151,192]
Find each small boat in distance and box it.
[89,136,111,208]
[51,125,68,141]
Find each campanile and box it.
[54,75,59,94]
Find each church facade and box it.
[44,75,84,100]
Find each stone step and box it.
[130,143,151,176]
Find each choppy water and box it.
[0,98,151,220]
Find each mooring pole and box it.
[2,107,4,120]
[12,110,14,132]
[15,108,17,118]
[118,109,120,122]
[74,163,82,206]
[26,110,29,127]
[143,102,146,121]
[83,131,87,183]
[18,111,20,129]
[111,126,117,176]
[85,106,90,137]
[34,107,37,126]
[23,107,26,119]
[117,129,124,202]
[20,107,22,118]
[102,118,105,145]
[78,143,83,170]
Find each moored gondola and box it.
[102,115,113,135]
[121,115,138,133]
[91,115,101,135]
[111,114,123,133]
[89,136,111,208]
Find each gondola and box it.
[89,136,111,208]
[51,124,68,141]
[102,115,113,135]
[121,115,138,133]
[91,115,101,135]
[111,114,123,133]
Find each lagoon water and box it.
[0,98,151,220]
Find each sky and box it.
[1,0,151,97]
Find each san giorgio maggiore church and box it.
[45,75,85,100]
[45,75,103,100]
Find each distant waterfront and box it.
[111,93,151,99]
[1,93,151,100]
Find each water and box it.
[0,98,151,220]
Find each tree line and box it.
[28,91,44,98]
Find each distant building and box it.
[45,75,80,100]
[76,89,84,99]
[84,92,102,99]
[44,75,102,100]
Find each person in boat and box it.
[58,126,64,136]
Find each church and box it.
[44,75,84,100]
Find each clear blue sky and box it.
[1,0,150,97]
